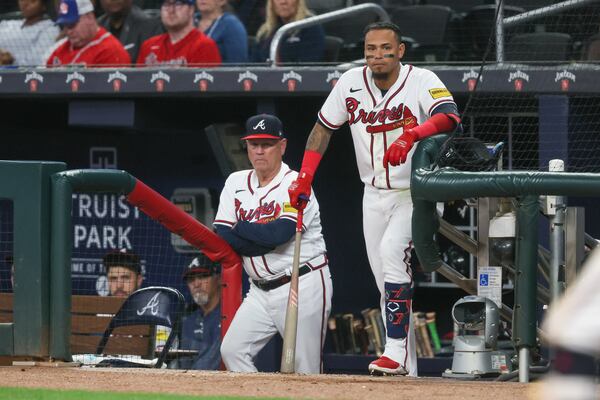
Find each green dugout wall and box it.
[0,161,66,357]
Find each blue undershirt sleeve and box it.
[232,219,296,248]
[214,225,274,257]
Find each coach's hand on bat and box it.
[288,172,312,210]
[383,129,417,167]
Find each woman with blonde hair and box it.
[251,0,324,63]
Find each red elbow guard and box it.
[413,113,461,140]
[300,149,322,177]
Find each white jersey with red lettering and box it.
[215,162,332,374]
[318,63,455,190]
[213,162,327,280]
[316,63,456,377]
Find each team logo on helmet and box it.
[194,71,214,92]
[66,71,85,92]
[282,70,302,92]
[151,71,170,92]
[326,70,342,88]
[238,71,258,92]
[461,69,482,92]
[508,70,529,92]
[108,71,127,92]
[555,69,575,92]
[25,71,43,92]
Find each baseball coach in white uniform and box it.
[215,114,333,374]
[288,21,461,376]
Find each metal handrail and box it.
[269,3,389,66]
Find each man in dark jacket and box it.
[98,0,163,62]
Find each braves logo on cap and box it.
[241,114,285,140]
[253,119,266,130]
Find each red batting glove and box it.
[288,171,313,210]
[383,129,418,167]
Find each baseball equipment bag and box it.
[436,136,503,172]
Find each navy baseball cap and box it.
[55,0,94,25]
[183,254,220,281]
[103,249,141,275]
[241,114,285,140]
[161,0,195,6]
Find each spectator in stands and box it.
[251,0,324,63]
[136,0,221,66]
[196,0,248,63]
[171,255,221,370]
[0,0,59,66]
[103,249,143,298]
[98,0,164,62]
[47,0,131,66]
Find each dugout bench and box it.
[0,293,154,364]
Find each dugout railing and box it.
[0,161,242,361]
[411,135,600,382]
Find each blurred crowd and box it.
[0,0,327,67]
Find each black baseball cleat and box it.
[368,356,408,376]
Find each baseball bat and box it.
[280,207,304,373]
[425,312,441,354]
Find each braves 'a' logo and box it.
[253,119,266,130]
[137,292,160,316]
[235,199,281,223]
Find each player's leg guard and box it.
[369,282,413,376]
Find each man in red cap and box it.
[214,114,332,374]
[47,0,130,66]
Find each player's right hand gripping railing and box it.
[411,135,600,382]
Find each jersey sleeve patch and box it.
[283,202,299,214]
[429,88,451,99]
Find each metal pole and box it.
[495,0,504,63]
[269,3,389,66]
[504,0,600,28]
[519,347,530,382]
[549,159,565,302]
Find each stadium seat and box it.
[323,11,381,61]
[505,32,572,62]
[423,0,487,15]
[306,0,348,15]
[390,5,453,61]
[324,35,344,63]
[95,286,185,369]
[582,33,600,61]
[460,4,527,61]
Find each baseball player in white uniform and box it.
[534,247,600,400]
[215,114,333,374]
[288,22,461,376]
